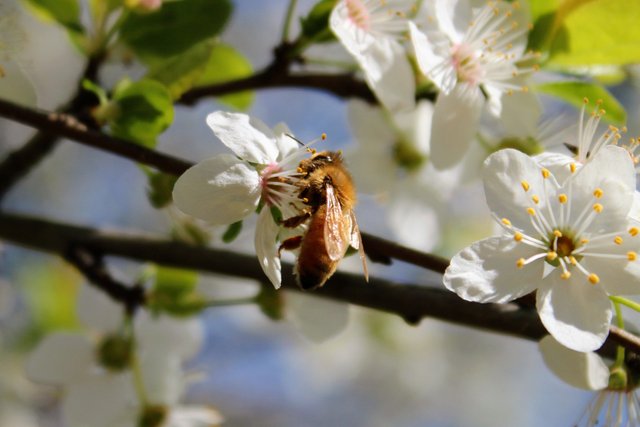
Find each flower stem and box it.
[281,0,299,42]
[125,317,149,405]
[613,300,626,368]
[203,297,257,308]
[609,295,640,313]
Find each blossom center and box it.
[346,0,371,30]
[260,162,285,206]
[450,43,483,85]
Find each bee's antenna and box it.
[285,133,305,147]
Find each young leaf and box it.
[300,0,338,43]
[536,81,626,125]
[147,172,178,208]
[153,266,199,299]
[119,0,232,65]
[195,43,254,110]
[222,221,243,243]
[111,79,174,147]
[22,0,84,35]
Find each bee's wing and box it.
[349,210,369,282]
[324,183,351,261]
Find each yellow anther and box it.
[588,273,600,284]
[592,203,603,213]
[527,207,536,216]
[521,180,530,191]
[502,218,512,226]
[531,195,540,204]
[593,188,603,198]
[628,251,637,261]
[614,236,623,245]
[516,258,525,268]
[569,256,577,265]
[580,238,589,245]
[570,163,577,173]
[553,230,562,238]
[321,133,327,140]
[558,194,568,204]
[514,232,523,242]
[302,197,309,203]
[560,271,571,280]
[583,97,589,104]
[541,168,550,179]
[630,227,639,236]
[547,251,557,261]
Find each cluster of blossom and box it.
[26,286,222,427]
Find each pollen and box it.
[570,163,577,173]
[593,188,603,198]
[527,207,536,216]
[514,232,523,242]
[569,256,577,265]
[516,258,525,268]
[588,273,600,284]
[541,168,550,179]
[629,227,639,236]
[628,251,637,261]
[521,180,530,191]
[558,194,568,204]
[531,195,539,204]
[580,238,589,245]
[502,218,512,226]
[553,230,562,237]
[547,251,557,261]
[614,236,623,245]
[321,133,327,140]
[560,271,571,280]
[592,203,603,213]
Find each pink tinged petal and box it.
[288,292,349,342]
[254,208,282,289]
[430,84,483,169]
[443,236,543,303]
[26,333,94,385]
[483,148,547,234]
[409,22,454,93]
[77,285,123,332]
[499,91,542,139]
[62,373,136,427]
[172,154,260,225]
[536,272,613,352]
[539,335,609,390]
[135,312,204,360]
[206,111,278,164]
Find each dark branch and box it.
[0,210,635,360]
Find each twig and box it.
[0,210,636,359]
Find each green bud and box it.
[493,136,545,157]
[608,365,628,391]
[97,334,133,372]
[256,286,285,321]
[392,139,427,172]
[137,405,167,427]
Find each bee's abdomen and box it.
[295,208,339,290]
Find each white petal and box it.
[409,22,454,93]
[539,335,609,390]
[387,183,441,252]
[443,236,543,303]
[482,148,547,235]
[172,154,260,225]
[0,61,38,107]
[206,111,278,164]
[536,272,612,352]
[288,292,349,342]
[394,100,434,156]
[499,91,542,139]
[139,352,183,405]
[62,373,136,427]
[430,84,483,169]
[166,406,224,427]
[434,0,471,43]
[534,151,575,185]
[77,285,123,332]
[348,99,396,150]
[584,253,640,296]
[575,145,636,194]
[26,333,93,385]
[254,208,282,289]
[135,312,204,361]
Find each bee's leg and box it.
[278,236,303,256]
[281,211,311,228]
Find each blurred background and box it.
[2,0,640,426]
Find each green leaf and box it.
[536,81,626,124]
[195,43,254,110]
[222,221,243,243]
[147,172,178,208]
[119,0,232,65]
[22,0,84,35]
[111,78,174,147]
[146,40,215,100]
[153,266,198,299]
[548,0,640,66]
[300,0,338,43]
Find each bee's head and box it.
[311,150,342,165]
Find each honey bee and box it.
[279,150,369,290]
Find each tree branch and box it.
[0,210,636,360]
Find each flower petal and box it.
[173,154,260,225]
[254,208,282,289]
[583,252,640,296]
[387,183,441,252]
[539,335,609,391]
[288,292,349,342]
[77,284,123,332]
[140,352,183,405]
[206,111,278,164]
[433,0,471,43]
[444,236,543,303]
[26,333,94,385]
[482,148,548,234]
[430,84,483,169]
[166,406,224,427]
[499,91,542,138]
[0,61,38,107]
[409,22,455,93]
[135,312,204,361]
[536,271,612,352]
